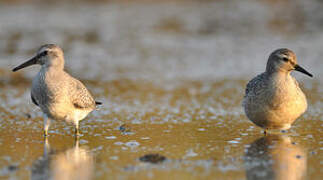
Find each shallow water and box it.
[0,1,322,180]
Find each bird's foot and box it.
[43,130,48,137]
[75,128,80,137]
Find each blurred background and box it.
[1,0,323,81]
[0,0,322,179]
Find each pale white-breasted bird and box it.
[13,44,102,136]
[243,48,312,134]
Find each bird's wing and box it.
[245,73,266,97]
[69,77,96,109]
[31,93,39,106]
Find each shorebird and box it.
[243,48,312,134]
[12,44,101,136]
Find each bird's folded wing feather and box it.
[70,78,95,109]
[245,73,266,96]
[31,93,39,106]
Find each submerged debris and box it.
[139,154,167,164]
[296,155,302,159]
[8,165,19,171]
[119,124,133,135]
[24,113,31,119]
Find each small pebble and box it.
[8,165,18,171]
[24,113,31,119]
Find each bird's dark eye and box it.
[42,50,48,56]
[282,57,289,62]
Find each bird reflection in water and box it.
[244,135,307,180]
[31,138,94,180]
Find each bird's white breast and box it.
[244,73,307,129]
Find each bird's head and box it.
[266,48,312,77]
[12,44,65,72]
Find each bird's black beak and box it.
[12,55,39,72]
[294,64,313,77]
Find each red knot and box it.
[243,48,312,134]
[13,44,102,137]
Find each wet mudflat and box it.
[1,77,322,180]
[0,0,322,179]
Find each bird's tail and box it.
[95,101,102,105]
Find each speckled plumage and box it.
[243,48,312,132]
[31,66,96,122]
[13,44,101,136]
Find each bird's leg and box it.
[74,134,80,148]
[44,136,50,158]
[43,114,50,137]
[75,121,80,137]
